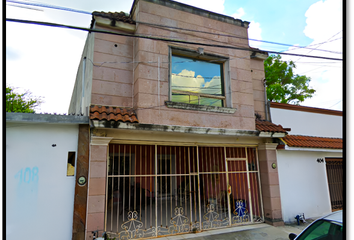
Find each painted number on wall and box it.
[15,167,39,184]
[14,167,39,215]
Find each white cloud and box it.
[281,0,342,110]
[171,70,222,95]
[171,69,205,92]
[231,7,245,19]
[248,21,262,48]
[303,0,342,41]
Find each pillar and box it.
[258,143,284,226]
[72,125,90,240]
[86,136,113,240]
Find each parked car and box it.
[289,210,343,240]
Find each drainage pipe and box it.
[263,79,269,121]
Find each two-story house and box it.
[68,0,289,239]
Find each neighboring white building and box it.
[270,102,343,223]
[6,113,88,240]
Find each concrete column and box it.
[72,125,90,240]
[86,136,113,240]
[258,143,284,226]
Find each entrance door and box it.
[325,158,343,211]
[226,147,263,225]
[197,147,263,229]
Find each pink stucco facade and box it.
[89,0,267,130]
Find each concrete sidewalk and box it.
[157,221,313,240]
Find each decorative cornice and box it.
[258,143,278,150]
[90,136,114,145]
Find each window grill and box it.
[325,158,343,211]
[106,144,264,239]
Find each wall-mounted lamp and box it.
[52,144,57,147]
[317,158,324,163]
[271,163,277,169]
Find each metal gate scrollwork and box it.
[202,204,229,229]
[170,207,190,234]
[232,200,250,224]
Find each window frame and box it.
[168,46,233,111]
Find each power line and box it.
[6,0,91,14]
[293,30,343,63]
[329,100,342,108]
[7,3,43,11]
[136,20,342,55]
[86,54,251,68]
[7,0,342,55]
[6,18,343,61]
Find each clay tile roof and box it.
[92,11,135,24]
[282,135,342,149]
[255,119,288,133]
[90,105,139,123]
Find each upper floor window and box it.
[167,47,235,113]
[171,55,225,107]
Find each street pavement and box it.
[158,220,313,240]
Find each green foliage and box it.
[6,86,42,113]
[264,54,316,105]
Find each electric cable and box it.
[6,18,342,61]
[6,0,91,14]
[136,20,342,54]
[7,3,43,11]
[293,30,343,63]
[7,0,342,55]
[328,100,342,108]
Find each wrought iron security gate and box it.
[325,158,343,211]
[106,144,263,239]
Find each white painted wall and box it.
[277,150,342,223]
[270,108,342,138]
[6,123,79,240]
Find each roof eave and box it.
[282,145,342,152]
[94,15,136,33]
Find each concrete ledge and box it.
[91,120,259,137]
[6,112,89,124]
[165,101,237,114]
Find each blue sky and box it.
[6,0,343,113]
[223,0,320,49]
